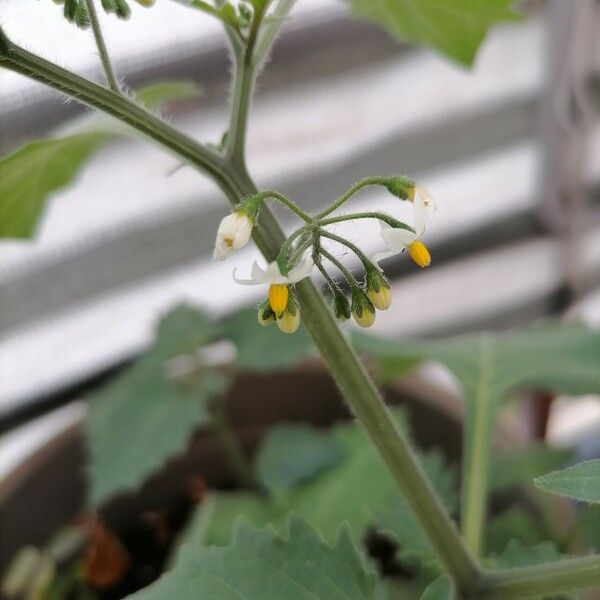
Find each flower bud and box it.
[333,290,351,322]
[351,288,376,328]
[365,267,392,310]
[383,176,414,200]
[257,300,275,326]
[213,210,254,261]
[277,294,301,334]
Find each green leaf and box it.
[485,507,548,555]
[128,518,378,600]
[491,443,575,492]
[0,80,200,240]
[535,460,600,504]
[0,133,109,239]
[419,575,454,600]
[574,505,600,552]
[87,304,227,505]
[491,539,564,569]
[223,306,313,371]
[347,0,520,67]
[256,423,345,492]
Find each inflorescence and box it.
[213,176,436,334]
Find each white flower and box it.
[372,189,436,268]
[213,211,254,261]
[233,257,314,313]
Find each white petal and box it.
[413,193,430,238]
[250,260,268,282]
[286,256,314,283]
[372,249,401,265]
[382,226,415,249]
[232,267,261,285]
[213,241,229,261]
[415,184,437,211]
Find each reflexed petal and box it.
[371,249,400,265]
[250,260,268,282]
[382,226,416,249]
[415,185,437,211]
[287,256,314,283]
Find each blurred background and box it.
[1,0,600,499]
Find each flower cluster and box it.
[212,176,436,333]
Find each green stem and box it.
[480,557,600,599]
[318,211,413,232]
[462,335,494,557]
[318,229,374,272]
[276,226,311,271]
[250,190,313,222]
[319,248,361,288]
[316,176,396,219]
[84,0,120,93]
[253,0,296,65]
[210,395,255,488]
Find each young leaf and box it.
[485,507,548,555]
[490,443,574,492]
[0,80,201,240]
[491,539,564,569]
[256,423,345,493]
[534,460,600,504]
[419,575,454,600]
[347,0,520,67]
[87,304,227,505]
[0,133,109,239]
[128,518,378,599]
[223,306,313,371]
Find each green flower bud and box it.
[383,176,415,200]
[351,287,376,328]
[257,300,275,326]
[332,289,351,322]
[365,267,392,311]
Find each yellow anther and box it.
[268,284,289,313]
[409,240,431,268]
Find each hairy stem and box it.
[84,0,120,92]
[318,211,413,232]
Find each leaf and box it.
[490,443,575,492]
[132,81,202,110]
[491,539,564,569]
[485,507,548,555]
[184,411,457,573]
[87,304,227,505]
[355,322,600,547]
[0,133,109,239]
[574,505,600,552]
[419,575,454,600]
[256,423,345,492]
[347,0,520,67]
[128,518,378,600]
[535,460,600,504]
[0,80,200,240]
[223,306,313,371]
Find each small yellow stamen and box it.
[409,240,431,268]
[224,237,234,247]
[269,284,289,313]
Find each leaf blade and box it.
[534,460,600,504]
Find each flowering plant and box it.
[1,1,600,599]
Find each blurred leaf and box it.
[355,322,600,538]
[128,518,378,600]
[87,304,227,505]
[0,80,200,240]
[575,505,600,552]
[347,0,520,67]
[0,133,108,239]
[535,460,600,504]
[256,423,345,493]
[491,443,575,492]
[224,306,313,371]
[491,538,564,568]
[485,507,548,555]
[133,80,202,110]
[419,575,454,600]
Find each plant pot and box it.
[0,362,475,598]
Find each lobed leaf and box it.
[128,518,378,600]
